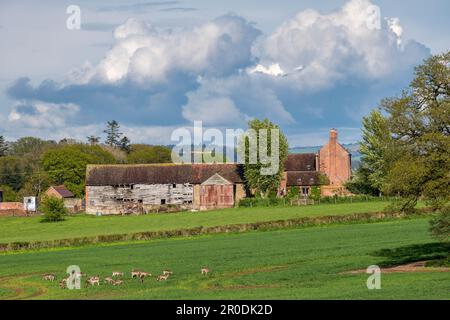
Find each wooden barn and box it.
[85,164,246,215]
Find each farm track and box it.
[343,261,450,274]
[0,273,48,299]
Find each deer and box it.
[162,270,173,276]
[59,277,68,289]
[156,274,170,281]
[86,276,100,286]
[113,280,124,286]
[131,270,142,278]
[201,267,210,276]
[112,271,124,277]
[104,276,114,284]
[42,273,57,281]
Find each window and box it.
[161,199,166,205]
[172,184,176,188]
[302,187,310,195]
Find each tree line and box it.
[345,51,449,241]
[0,121,171,200]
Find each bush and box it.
[430,206,450,242]
[40,196,68,222]
[286,187,299,200]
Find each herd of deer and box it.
[42,267,210,289]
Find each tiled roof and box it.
[286,171,321,186]
[284,154,316,171]
[86,164,244,186]
[52,185,75,198]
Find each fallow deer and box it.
[156,274,170,281]
[113,280,124,286]
[131,270,142,278]
[104,276,114,284]
[112,271,124,277]
[201,267,209,276]
[162,270,173,276]
[86,276,100,286]
[42,273,56,281]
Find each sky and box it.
[0,0,449,147]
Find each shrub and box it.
[40,196,68,222]
[286,187,299,200]
[430,206,450,242]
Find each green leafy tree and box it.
[240,118,289,198]
[9,137,54,159]
[382,52,450,215]
[0,185,18,202]
[18,171,51,198]
[40,196,68,222]
[104,120,122,147]
[359,109,393,193]
[127,145,172,164]
[42,144,115,197]
[0,136,8,156]
[0,156,31,191]
[345,166,379,196]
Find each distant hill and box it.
[289,143,361,170]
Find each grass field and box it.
[0,217,448,300]
[0,202,393,243]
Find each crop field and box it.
[0,202,394,244]
[0,217,448,300]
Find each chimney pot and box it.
[330,128,338,142]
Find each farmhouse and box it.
[85,129,351,214]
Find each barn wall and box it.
[86,183,193,215]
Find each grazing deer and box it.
[59,278,68,289]
[156,274,170,281]
[201,267,209,276]
[131,270,142,278]
[104,277,114,284]
[139,271,152,278]
[42,273,57,281]
[113,280,124,286]
[112,271,124,277]
[162,270,173,276]
[86,276,100,286]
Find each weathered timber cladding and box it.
[86,183,193,215]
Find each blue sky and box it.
[0,0,449,146]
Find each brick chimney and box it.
[329,128,338,144]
